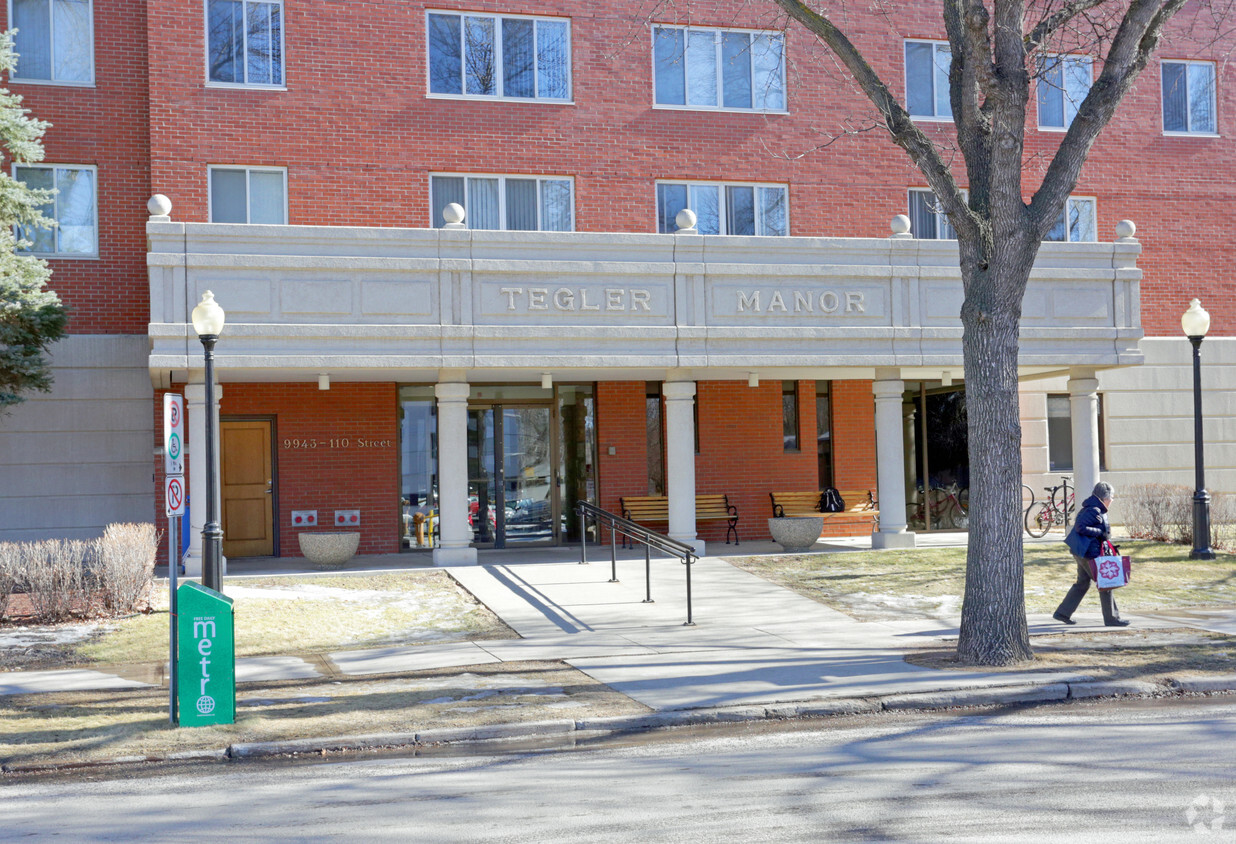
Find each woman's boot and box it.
[1100,590,1129,627]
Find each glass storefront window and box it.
[398,386,438,549]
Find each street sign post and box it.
[165,475,185,516]
[176,582,235,727]
[163,393,184,476]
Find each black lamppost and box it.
[1182,298,1215,561]
[191,290,227,590]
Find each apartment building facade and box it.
[0,1,1229,566]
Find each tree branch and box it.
[1025,0,1112,49]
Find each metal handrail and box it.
[576,500,697,626]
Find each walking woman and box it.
[1054,482,1129,627]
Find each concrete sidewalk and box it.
[0,549,1194,707]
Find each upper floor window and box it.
[1162,60,1216,134]
[1045,196,1096,242]
[14,164,97,256]
[209,166,287,223]
[431,174,574,230]
[11,0,93,84]
[905,39,951,119]
[1038,55,1092,129]
[652,25,785,111]
[656,181,788,235]
[207,0,284,87]
[908,188,957,239]
[427,11,570,101]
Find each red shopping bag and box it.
[1089,541,1131,590]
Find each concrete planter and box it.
[767,516,824,553]
[297,531,360,569]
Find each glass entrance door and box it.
[468,404,555,547]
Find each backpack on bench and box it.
[821,488,846,513]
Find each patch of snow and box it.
[843,591,962,620]
[0,621,114,648]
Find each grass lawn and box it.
[727,540,1236,621]
[1,571,515,671]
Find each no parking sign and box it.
[163,393,185,476]
[165,475,185,516]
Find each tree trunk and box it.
[955,242,1036,665]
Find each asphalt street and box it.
[4,697,1234,842]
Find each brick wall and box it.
[4,0,151,334]
[596,378,878,542]
[221,383,400,557]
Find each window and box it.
[209,166,287,223]
[652,25,785,111]
[656,181,787,235]
[905,40,951,119]
[783,381,800,452]
[1047,394,1106,472]
[646,383,664,495]
[14,164,96,255]
[11,0,93,83]
[908,188,959,239]
[1038,55,1092,129]
[207,0,284,86]
[816,381,833,488]
[431,174,573,231]
[1162,60,1216,134]
[1045,197,1097,242]
[427,11,570,101]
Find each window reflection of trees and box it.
[429,12,570,100]
[208,0,282,85]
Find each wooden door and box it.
[221,420,274,557]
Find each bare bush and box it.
[1121,483,1236,551]
[95,522,159,614]
[19,539,95,623]
[0,542,18,620]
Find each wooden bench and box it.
[769,489,879,528]
[619,493,739,545]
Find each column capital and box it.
[1068,377,1099,396]
[872,379,905,400]
[663,381,696,401]
[435,382,470,402]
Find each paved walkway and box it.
[3,539,1202,708]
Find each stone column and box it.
[663,381,704,555]
[433,381,478,566]
[903,402,918,502]
[183,380,225,576]
[1068,368,1101,504]
[872,375,914,548]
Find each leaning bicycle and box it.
[1024,476,1075,537]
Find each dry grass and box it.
[728,541,1236,621]
[0,661,645,768]
[906,628,1236,680]
[3,571,515,671]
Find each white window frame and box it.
[649,24,788,114]
[207,165,289,224]
[12,162,99,258]
[203,0,287,90]
[424,10,573,103]
[1037,54,1093,131]
[1045,196,1098,243]
[655,179,789,236]
[1161,59,1218,136]
[904,38,952,121]
[428,173,576,231]
[907,187,966,240]
[8,0,95,85]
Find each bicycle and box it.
[907,483,969,530]
[1024,476,1075,537]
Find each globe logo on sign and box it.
[196,695,216,715]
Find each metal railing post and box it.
[610,524,618,583]
[579,507,588,565]
[683,553,695,626]
[643,543,653,603]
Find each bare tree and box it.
[764,0,1226,664]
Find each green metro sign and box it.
[176,582,235,727]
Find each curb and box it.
[4,678,1233,775]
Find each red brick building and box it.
[1,1,1229,565]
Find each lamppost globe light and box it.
[1181,298,1210,338]
[192,290,226,337]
